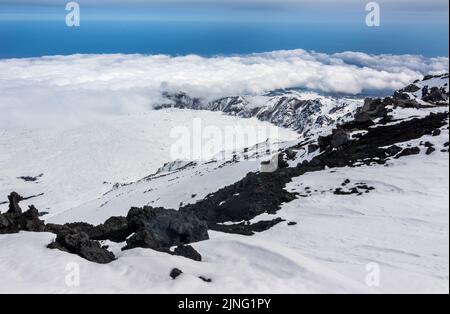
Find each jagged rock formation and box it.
[7,192,23,214]
[123,206,209,251]
[0,192,46,234]
[156,91,358,135]
[46,216,131,243]
[399,73,449,106]
[0,204,46,234]
[47,229,116,264]
[1,192,208,263]
[356,73,449,123]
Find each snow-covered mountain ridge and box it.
[0,73,449,293]
[156,90,362,135]
[157,73,449,135]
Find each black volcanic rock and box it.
[173,245,202,261]
[210,218,285,236]
[199,276,212,283]
[354,98,390,123]
[432,129,441,137]
[170,268,183,279]
[308,144,319,153]
[423,87,448,104]
[342,179,351,186]
[46,217,132,244]
[334,187,359,195]
[181,170,297,227]
[399,84,421,93]
[1,202,46,235]
[318,134,332,151]
[395,147,421,159]
[385,145,403,156]
[123,206,209,251]
[7,192,23,214]
[91,216,131,243]
[0,193,49,234]
[426,147,436,155]
[17,173,43,183]
[45,206,208,262]
[47,229,115,264]
[330,128,351,149]
[318,128,351,151]
[123,229,162,251]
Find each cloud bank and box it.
[0,49,448,127]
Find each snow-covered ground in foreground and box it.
[0,109,298,217]
[1,124,448,294]
[269,149,449,293]
[1,150,447,293]
[0,231,373,294]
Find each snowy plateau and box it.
[0,53,449,294]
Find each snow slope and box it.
[0,230,375,294]
[2,103,448,294]
[263,142,450,293]
[1,142,447,293]
[0,53,448,294]
[0,109,298,218]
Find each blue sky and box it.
[1,0,448,20]
[0,0,448,58]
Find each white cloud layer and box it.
[0,49,448,128]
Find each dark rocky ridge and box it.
[179,112,448,231]
[173,74,448,228]
[1,192,209,263]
